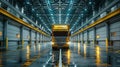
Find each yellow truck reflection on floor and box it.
[52,25,70,49]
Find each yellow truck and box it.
[52,25,70,49]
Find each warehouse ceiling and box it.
[6,0,107,34]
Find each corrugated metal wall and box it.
[96,26,107,63]
[37,33,39,41]
[96,26,107,40]
[89,30,94,41]
[84,31,87,41]
[110,21,120,50]
[31,30,35,41]
[96,26,107,48]
[89,29,94,47]
[23,28,29,48]
[23,28,29,40]
[7,23,20,50]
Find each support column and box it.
[93,27,97,46]
[87,30,89,45]
[3,19,8,50]
[29,30,32,45]
[20,26,24,48]
[35,32,37,45]
[106,22,110,52]
[81,32,84,45]
[106,21,111,65]
[82,32,84,45]
[39,34,41,43]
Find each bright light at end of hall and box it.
[67,42,71,44]
[51,42,54,44]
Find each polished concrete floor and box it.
[0,42,120,67]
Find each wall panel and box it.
[89,30,94,41]
[7,23,20,50]
[84,32,87,41]
[96,26,107,40]
[7,23,20,40]
[110,21,120,50]
[31,30,35,41]
[23,28,29,40]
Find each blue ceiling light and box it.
[84,8,87,11]
[32,8,35,11]
[70,14,81,32]
[89,2,92,5]
[64,0,74,24]
[67,14,70,16]
[26,2,30,4]
[39,17,52,33]
[81,14,83,16]
[68,9,71,11]
[46,0,56,24]
[36,14,39,16]
[51,14,53,16]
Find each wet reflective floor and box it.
[0,42,120,67]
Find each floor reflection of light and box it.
[74,43,76,50]
[67,49,71,64]
[96,45,101,65]
[38,44,41,51]
[78,42,80,54]
[38,43,41,55]
[26,45,30,60]
[33,44,36,52]
[106,38,108,53]
[84,43,86,58]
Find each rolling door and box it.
[37,33,39,41]
[84,31,87,42]
[39,34,42,42]
[89,30,94,41]
[37,33,39,43]
[96,26,107,63]
[31,31,35,45]
[23,28,29,48]
[89,30,94,46]
[30,31,35,57]
[96,26,107,49]
[110,21,120,50]
[80,34,84,55]
[7,23,20,50]
[88,30,95,57]
[0,21,3,48]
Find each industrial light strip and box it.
[71,8,120,36]
[72,0,120,33]
[46,0,56,24]
[64,0,74,24]
[0,0,44,32]
[0,8,49,37]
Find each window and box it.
[111,32,116,37]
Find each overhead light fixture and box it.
[96,35,100,39]
[84,8,87,11]
[89,2,92,4]
[52,25,69,31]
[16,34,20,38]
[26,2,30,4]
